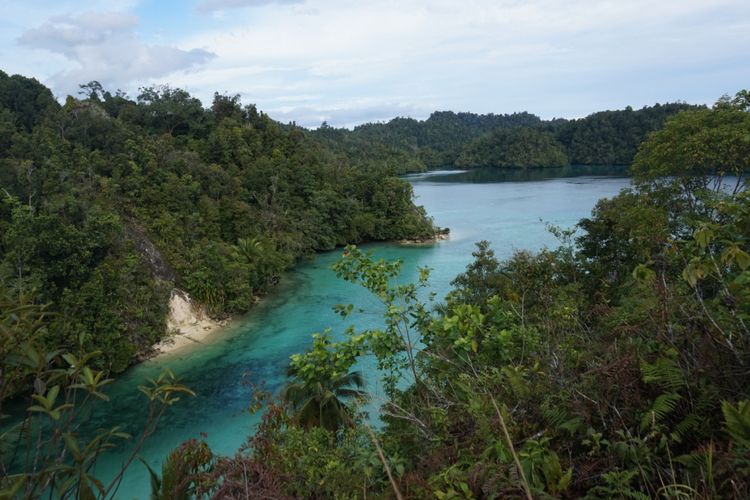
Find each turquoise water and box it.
[90,166,630,498]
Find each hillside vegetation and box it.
[314,103,701,170]
[0,71,435,372]
[2,70,747,498]
[154,91,749,498]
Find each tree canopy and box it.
[0,71,435,372]
[146,90,750,499]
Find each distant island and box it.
[313,103,700,171]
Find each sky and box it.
[1,0,748,128]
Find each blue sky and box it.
[1,0,749,127]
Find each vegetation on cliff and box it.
[0,71,435,372]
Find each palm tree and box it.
[282,371,368,432]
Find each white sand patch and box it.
[152,289,226,357]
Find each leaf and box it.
[641,392,681,430]
[46,385,60,405]
[721,400,750,448]
[140,458,162,497]
[62,432,82,462]
[62,353,78,367]
[693,225,715,248]
[632,263,655,282]
[79,478,96,500]
[0,474,26,500]
[682,258,707,287]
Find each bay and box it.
[91,166,630,498]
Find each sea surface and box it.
[88,165,631,498]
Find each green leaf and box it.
[693,225,715,248]
[0,475,26,500]
[47,385,60,405]
[722,400,750,448]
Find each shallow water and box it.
[88,166,630,498]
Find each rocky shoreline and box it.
[398,227,450,246]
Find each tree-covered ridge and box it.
[555,102,705,165]
[313,111,543,172]
[315,103,701,171]
[456,127,569,168]
[0,71,435,372]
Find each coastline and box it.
[148,290,230,358]
[142,228,449,360]
[398,227,450,246]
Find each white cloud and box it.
[196,0,303,14]
[3,0,749,124]
[17,11,215,97]
[266,101,432,128]
[169,0,750,124]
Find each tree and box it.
[136,85,206,136]
[632,90,750,193]
[0,284,195,499]
[282,370,368,432]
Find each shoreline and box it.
[150,316,229,358]
[147,290,231,359]
[141,229,449,361]
[398,227,450,246]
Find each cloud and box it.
[18,11,215,97]
[5,0,750,123]
[265,102,432,128]
[174,0,750,123]
[196,0,303,14]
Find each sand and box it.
[151,289,226,357]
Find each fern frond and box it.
[641,356,685,392]
[541,404,568,428]
[670,413,701,443]
[641,392,681,430]
[721,400,750,448]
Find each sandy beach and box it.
[151,290,227,357]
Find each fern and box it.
[640,392,681,430]
[721,400,750,448]
[670,391,714,443]
[640,355,685,392]
[541,404,569,428]
[670,412,701,443]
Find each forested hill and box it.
[313,103,702,171]
[0,71,435,372]
[314,111,542,171]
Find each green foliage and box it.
[0,284,195,499]
[632,90,750,192]
[186,96,750,497]
[456,127,569,168]
[0,70,435,373]
[143,439,214,500]
[314,110,542,171]
[4,69,747,498]
[555,103,700,165]
[722,400,750,448]
[314,103,696,172]
[283,369,368,432]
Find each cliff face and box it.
[126,223,224,357]
[126,222,176,283]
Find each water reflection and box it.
[406,165,629,184]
